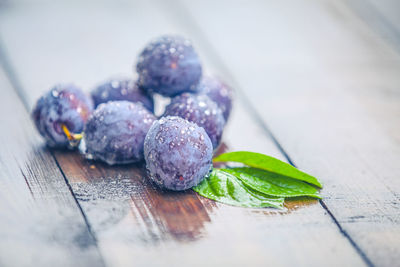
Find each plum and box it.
[32,84,93,148]
[83,101,156,165]
[163,93,225,149]
[144,116,213,191]
[91,78,154,112]
[197,75,233,121]
[136,35,202,97]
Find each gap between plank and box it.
[168,1,375,266]
[51,149,101,247]
[0,38,107,267]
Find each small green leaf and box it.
[225,167,322,199]
[213,151,322,188]
[193,169,284,209]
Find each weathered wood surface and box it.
[349,0,400,52]
[178,0,400,266]
[0,0,399,266]
[0,2,365,266]
[0,67,104,266]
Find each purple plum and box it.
[144,116,213,191]
[136,35,202,97]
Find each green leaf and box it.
[213,151,322,188]
[193,169,284,209]
[224,167,322,199]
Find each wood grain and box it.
[0,0,373,266]
[347,0,400,53]
[177,0,400,265]
[0,67,104,267]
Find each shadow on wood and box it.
[51,147,215,243]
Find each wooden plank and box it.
[0,1,367,266]
[347,0,400,52]
[0,67,104,266]
[177,0,400,266]
[368,0,400,29]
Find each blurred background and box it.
[1,0,399,150]
[1,0,399,145]
[1,1,400,266]
[0,1,398,98]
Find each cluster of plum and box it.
[32,35,233,191]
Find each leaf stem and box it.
[61,124,83,141]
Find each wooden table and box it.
[0,0,399,266]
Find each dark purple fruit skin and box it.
[136,35,202,97]
[197,75,233,121]
[91,79,154,112]
[144,116,213,191]
[163,93,225,149]
[84,101,156,165]
[31,84,93,148]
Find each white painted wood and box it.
[0,1,369,266]
[0,67,104,267]
[178,0,400,265]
